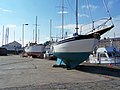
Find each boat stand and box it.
[53,58,66,68]
[53,58,79,69]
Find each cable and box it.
[103,0,114,25]
[66,0,75,14]
[86,0,95,30]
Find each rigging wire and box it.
[103,0,114,25]
[86,0,95,30]
[102,0,114,38]
[103,0,111,18]
[66,0,76,35]
[66,0,75,14]
[64,0,72,35]
[86,0,114,35]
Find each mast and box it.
[62,0,64,39]
[33,29,34,42]
[5,27,9,45]
[38,29,40,43]
[14,30,15,41]
[50,19,52,41]
[35,16,37,43]
[75,0,79,34]
[2,26,4,46]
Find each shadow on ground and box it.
[53,63,120,78]
[75,64,120,78]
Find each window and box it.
[107,53,113,57]
[100,53,107,57]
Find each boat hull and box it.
[25,44,45,58]
[90,58,120,64]
[53,38,98,68]
[55,52,90,68]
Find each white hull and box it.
[89,58,120,64]
[53,38,98,53]
[53,38,98,68]
[25,44,45,56]
[89,46,120,64]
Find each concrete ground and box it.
[0,55,120,90]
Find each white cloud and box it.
[81,4,97,10]
[6,24,16,28]
[0,8,13,13]
[108,0,118,8]
[56,24,76,30]
[2,9,13,13]
[79,14,89,18]
[108,1,114,8]
[58,11,68,14]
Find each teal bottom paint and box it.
[54,52,90,68]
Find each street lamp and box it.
[22,24,29,47]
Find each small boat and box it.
[24,42,45,58]
[0,47,7,56]
[44,41,57,60]
[53,0,114,68]
[89,46,120,64]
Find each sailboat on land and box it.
[53,0,114,68]
[24,16,45,58]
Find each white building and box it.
[2,41,23,54]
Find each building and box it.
[2,41,23,54]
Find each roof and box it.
[6,41,21,46]
[2,41,22,51]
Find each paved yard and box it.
[0,55,120,90]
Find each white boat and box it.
[24,42,45,58]
[89,46,120,64]
[53,0,114,68]
[24,16,45,58]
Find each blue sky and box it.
[0,0,120,46]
